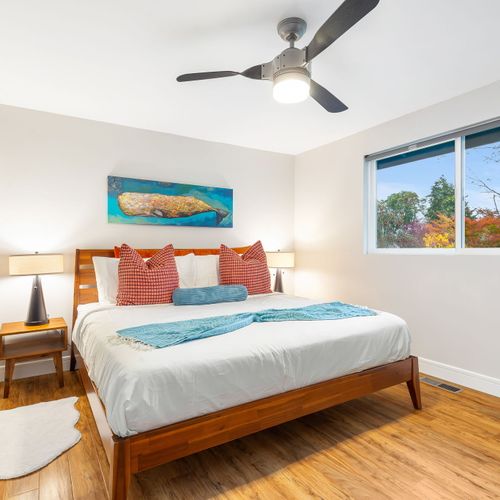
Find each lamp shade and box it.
[265,252,295,269]
[9,254,64,276]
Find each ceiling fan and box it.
[176,0,379,112]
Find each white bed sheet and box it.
[73,293,411,437]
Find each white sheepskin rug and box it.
[0,397,81,479]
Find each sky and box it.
[377,142,500,214]
[465,144,500,211]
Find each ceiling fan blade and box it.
[176,71,239,82]
[177,64,264,83]
[306,0,379,61]
[241,64,263,80]
[310,80,348,113]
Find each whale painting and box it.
[108,176,233,228]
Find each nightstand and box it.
[0,317,68,398]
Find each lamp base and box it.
[274,268,284,293]
[25,319,50,326]
[25,275,48,326]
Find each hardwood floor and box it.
[0,371,499,499]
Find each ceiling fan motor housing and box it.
[261,47,308,81]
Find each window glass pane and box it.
[464,126,500,248]
[376,141,455,248]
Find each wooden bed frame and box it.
[71,248,422,500]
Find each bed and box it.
[71,248,422,500]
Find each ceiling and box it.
[1,0,500,155]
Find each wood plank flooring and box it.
[0,371,499,499]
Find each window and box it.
[376,142,455,248]
[366,120,500,252]
[464,127,500,248]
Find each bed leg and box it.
[70,343,77,372]
[110,438,131,500]
[406,356,422,410]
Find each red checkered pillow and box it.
[219,241,271,295]
[116,244,179,305]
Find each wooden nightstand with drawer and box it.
[0,317,68,398]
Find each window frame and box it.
[364,118,500,255]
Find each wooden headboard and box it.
[73,247,250,326]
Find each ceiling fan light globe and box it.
[273,71,310,104]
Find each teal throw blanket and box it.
[117,301,376,349]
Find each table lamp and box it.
[9,253,64,326]
[265,251,295,293]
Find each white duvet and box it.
[73,293,411,437]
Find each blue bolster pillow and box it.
[172,285,248,306]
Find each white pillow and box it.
[92,257,119,304]
[92,254,196,304]
[192,255,219,287]
[175,254,196,288]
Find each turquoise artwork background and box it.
[107,176,233,228]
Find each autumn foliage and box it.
[422,215,455,248]
[464,215,500,247]
[421,214,500,248]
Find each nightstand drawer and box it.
[1,331,66,360]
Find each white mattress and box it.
[73,294,411,437]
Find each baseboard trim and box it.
[419,357,500,397]
[0,355,71,381]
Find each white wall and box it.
[0,104,294,376]
[295,81,500,395]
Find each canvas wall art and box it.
[108,176,233,228]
